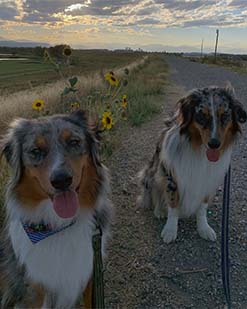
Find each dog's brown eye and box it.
[30,148,41,155]
[29,148,45,160]
[195,111,211,128]
[68,139,81,147]
[220,112,230,126]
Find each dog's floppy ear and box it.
[69,109,101,168]
[0,138,13,163]
[225,83,247,124]
[177,95,196,134]
[233,101,247,124]
[1,119,28,185]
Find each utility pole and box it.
[214,29,219,62]
[201,38,204,58]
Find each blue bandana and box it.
[22,220,76,244]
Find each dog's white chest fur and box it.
[8,201,94,307]
[163,128,232,217]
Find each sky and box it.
[0,0,247,53]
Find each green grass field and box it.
[0,59,54,77]
[0,50,145,94]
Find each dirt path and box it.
[104,55,247,309]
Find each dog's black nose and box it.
[50,171,73,190]
[208,138,221,149]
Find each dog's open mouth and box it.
[52,190,79,219]
[206,148,220,162]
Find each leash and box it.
[92,217,105,309]
[221,165,232,309]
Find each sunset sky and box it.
[0,0,247,53]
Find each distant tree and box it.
[49,44,72,61]
[33,46,45,57]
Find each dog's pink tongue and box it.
[206,149,220,162]
[53,191,79,219]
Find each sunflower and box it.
[71,102,80,110]
[105,72,119,87]
[121,94,128,108]
[32,99,44,111]
[63,46,72,57]
[102,111,113,130]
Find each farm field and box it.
[0,50,145,94]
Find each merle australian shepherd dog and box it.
[0,110,113,308]
[138,84,246,244]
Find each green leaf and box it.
[62,87,71,95]
[69,77,78,87]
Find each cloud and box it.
[0,1,18,20]
[229,0,247,9]
[137,17,161,25]
[22,0,78,15]
[155,0,214,11]
[1,0,247,38]
[64,0,142,16]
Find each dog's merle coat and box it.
[0,110,113,308]
[138,85,246,243]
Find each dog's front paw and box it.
[197,224,216,241]
[161,223,177,243]
[136,194,150,209]
[154,205,166,219]
[136,195,145,209]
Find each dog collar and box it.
[22,220,76,244]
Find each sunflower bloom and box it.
[32,99,44,111]
[71,102,80,110]
[63,46,72,57]
[102,111,113,130]
[105,72,119,87]
[122,94,128,108]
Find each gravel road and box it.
[104,55,247,309]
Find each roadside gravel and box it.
[104,55,247,309]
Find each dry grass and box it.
[125,55,168,126]
[0,56,147,133]
[189,55,247,74]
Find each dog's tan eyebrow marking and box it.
[35,135,48,148]
[60,128,72,141]
[202,106,209,115]
[218,105,228,116]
